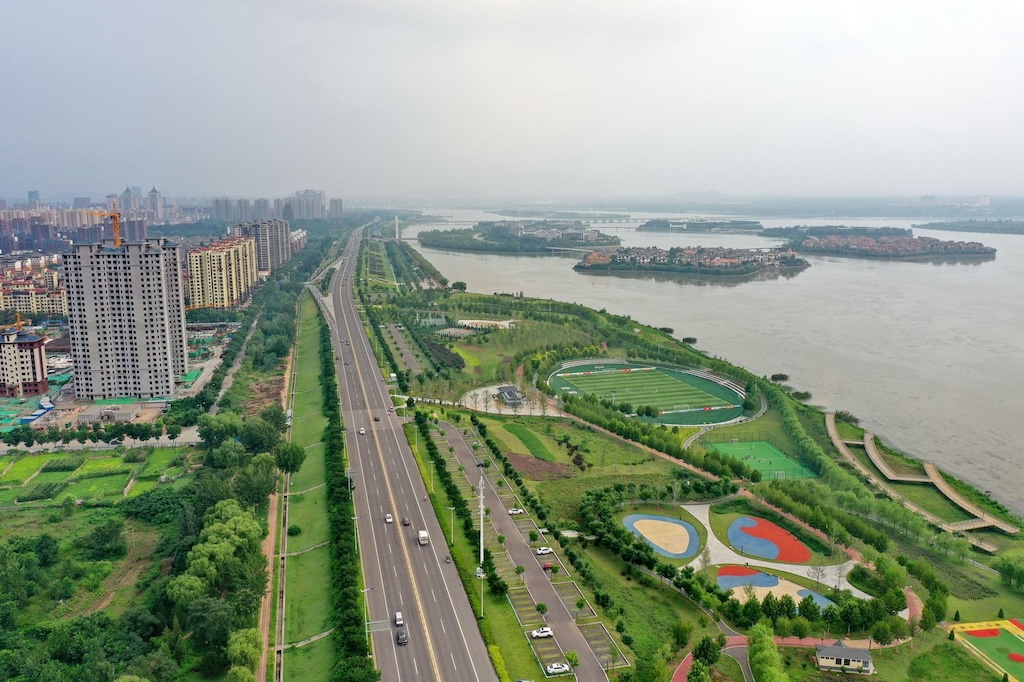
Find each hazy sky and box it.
[2,1,1022,200]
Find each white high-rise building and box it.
[65,238,187,400]
[230,219,292,273]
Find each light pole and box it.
[361,586,374,628]
[352,516,358,552]
[429,460,435,494]
[446,506,455,546]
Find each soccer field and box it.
[556,366,733,411]
[708,441,817,479]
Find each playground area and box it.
[726,516,812,563]
[549,361,744,425]
[624,513,701,559]
[716,566,834,608]
[706,440,816,480]
[951,619,1024,682]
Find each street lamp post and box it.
[352,516,358,552]
[446,506,455,546]
[429,460,435,494]
[361,586,374,628]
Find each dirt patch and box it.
[244,376,286,419]
[505,450,572,481]
[62,525,160,618]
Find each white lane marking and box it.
[413,659,419,675]
[431,589,436,602]
[393,565,398,577]
[450,653,457,671]
[388,542,393,554]
[439,619,446,634]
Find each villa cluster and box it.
[584,245,800,268]
[797,234,995,257]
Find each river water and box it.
[401,209,1024,515]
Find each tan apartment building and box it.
[186,236,258,309]
[0,327,48,397]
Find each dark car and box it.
[374,416,380,421]
[402,517,411,526]
[396,629,408,645]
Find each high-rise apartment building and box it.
[186,237,258,308]
[64,238,187,400]
[148,187,164,223]
[0,327,48,397]
[230,219,292,273]
[329,198,344,219]
[291,190,325,219]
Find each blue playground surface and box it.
[717,570,779,590]
[623,513,700,559]
[728,516,782,560]
[797,588,835,608]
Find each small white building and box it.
[815,640,875,675]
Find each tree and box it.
[529,530,539,545]
[809,558,827,591]
[227,628,261,671]
[798,594,821,623]
[206,440,246,469]
[274,442,306,474]
[871,620,893,646]
[670,621,693,649]
[576,597,587,620]
[166,423,182,442]
[259,404,288,433]
[550,565,560,578]
[451,281,467,292]
[536,603,548,620]
[791,616,811,639]
[687,659,711,682]
[234,454,278,507]
[515,565,525,583]
[693,635,722,667]
[197,413,241,449]
[698,545,711,573]
[565,651,579,668]
[238,418,280,454]
[85,518,126,559]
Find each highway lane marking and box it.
[339,280,443,682]
[439,619,446,634]
[451,654,457,671]
[431,589,436,602]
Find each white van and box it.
[358,427,366,435]
[394,611,404,627]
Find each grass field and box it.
[286,485,330,553]
[63,473,130,500]
[284,636,336,682]
[707,441,817,479]
[502,422,555,461]
[285,541,333,641]
[554,364,733,411]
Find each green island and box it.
[417,220,621,253]
[637,218,765,232]
[1,212,1020,682]
[354,217,1024,682]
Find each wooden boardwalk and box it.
[824,412,1001,553]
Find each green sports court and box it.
[706,440,817,479]
[548,361,745,425]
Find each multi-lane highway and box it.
[316,230,497,682]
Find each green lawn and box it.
[141,447,188,476]
[285,545,333,642]
[696,405,799,459]
[63,473,130,501]
[503,422,556,461]
[127,479,158,498]
[286,485,330,552]
[283,635,336,682]
[289,443,325,492]
[715,654,746,682]
[76,456,127,475]
[0,452,67,483]
[889,480,975,523]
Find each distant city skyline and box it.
[2,2,1023,199]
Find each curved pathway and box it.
[679,503,870,599]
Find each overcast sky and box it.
[2,0,1022,201]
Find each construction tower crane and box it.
[85,200,123,247]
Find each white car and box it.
[535,547,553,556]
[530,627,553,639]
[545,662,571,675]
[385,514,394,524]
[507,508,525,515]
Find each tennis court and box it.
[549,361,744,425]
[709,440,816,479]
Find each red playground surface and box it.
[727,516,811,563]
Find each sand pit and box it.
[624,514,700,559]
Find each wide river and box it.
[401,209,1024,515]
